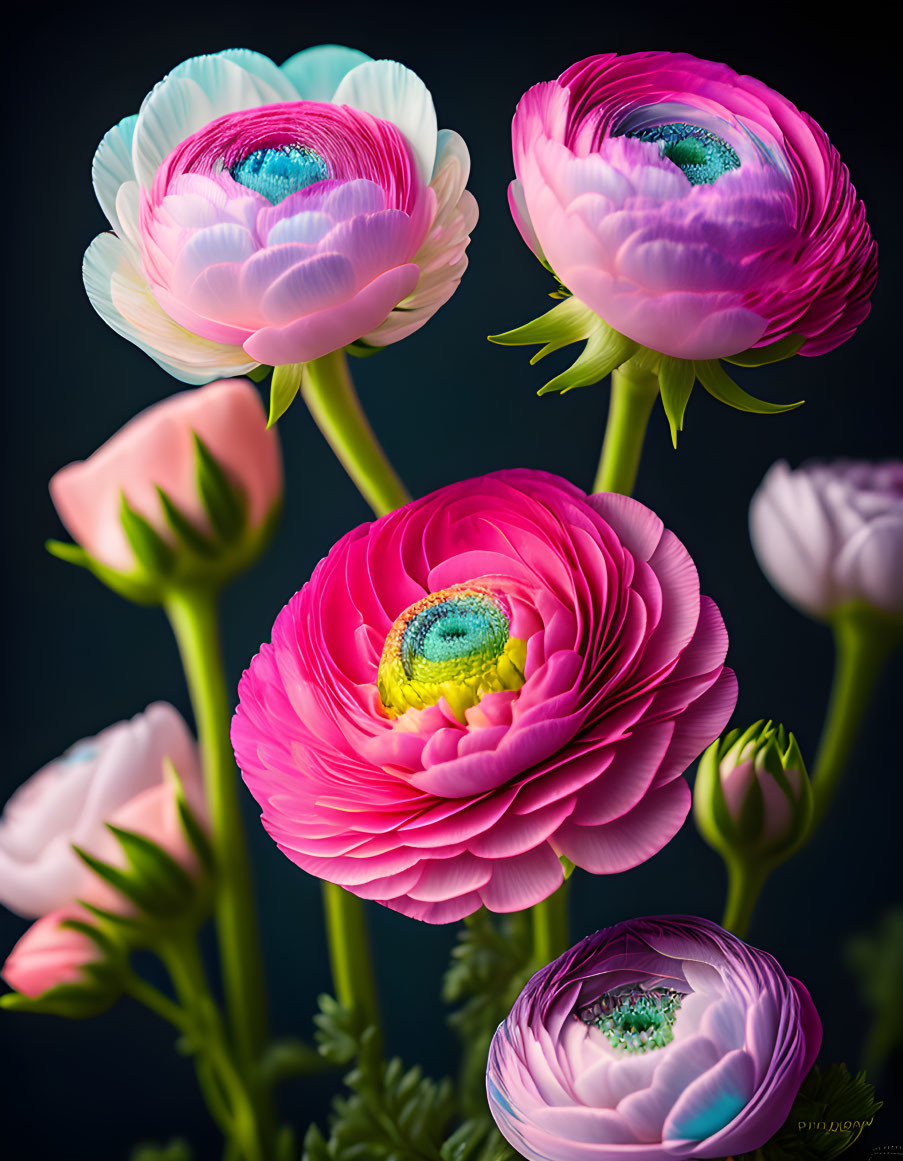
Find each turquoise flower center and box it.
[377,586,526,720]
[401,595,511,682]
[625,122,741,185]
[578,988,684,1053]
[229,145,330,204]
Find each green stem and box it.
[164,587,272,1125]
[592,365,660,496]
[160,934,265,1161]
[321,881,380,1034]
[810,605,900,833]
[531,880,570,967]
[301,350,411,517]
[721,860,768,939]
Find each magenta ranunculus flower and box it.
[487,915,822,1161]
[231,471,737,923]
[84,45,476,386]
[510,51,876,363]
[750,459,903,620]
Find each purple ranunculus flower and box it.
[487,915,821,1161]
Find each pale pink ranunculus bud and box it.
[0,703,204,918]
[49,377,282,578]
[2,907,105,998]
[749,460,903,620]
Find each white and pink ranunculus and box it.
[49,378,282,575]
[749,460,903,620]
[84,45,477,382]
[0,703,204,918]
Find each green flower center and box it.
[578,988,684,1053]
[625,122,741,185]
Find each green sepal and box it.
[164,759,215,875]
[247,364,271,383]
[489,297,638,396]
[724,334,804,367]
[268,362,305,427]
[193,433,246,542]
[695,360,804,415]
[155,487,217,559]
[345,337,384,359]
[46,540,165,606]
[657,356,696,446]
[120,493,176,575]
[0,979,119,1019]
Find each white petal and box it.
[332,59,438,183]
[92,115,138,232]
[132,54,290,187]
[205,49,299,101]
[280,44,372,101]
[83,233,257,384]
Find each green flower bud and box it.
[694,720,812,868]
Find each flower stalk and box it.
[321,882,380,1034]
[164,586,271,1114]
[810,604,901,832]
[593,364,660,495]
[531,880,571,967]
[301,351,411,517]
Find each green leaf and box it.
[694,360,804,415]
[155,487,217,558]
[120,493,176,574]
[304,995,455,1161]
[129,1139,194,1161]
[193,433,246,542]
[259,1036,333,1085]
[742,1063,882,1161]
[724,334,804,367]
[443,910,533,1120]
[247,364,272,383]
[657,356,696,446]
[268,362,305,426]
[1,980,118,1019]
[845,908,903,1076]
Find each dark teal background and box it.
[2,1,900,1157]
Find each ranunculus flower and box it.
[509,51,876,362]
[749,460,903,619]
[0,703,204,918]
[486,915,822,1161]
[232,470,737,923]
[49,377,282,579]
[84,45,477,382]
[2,907,107,998]
[694,721,812,867]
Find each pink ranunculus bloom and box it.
[487,915,822,1161]
[510,52,877,361]
[84,46,477,382]
[50,378,282,575]
[2,907,103,998]
[749,460,903,619]
[0,703,205,918]
[231,470,737,923]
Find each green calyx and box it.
[47,434,282,606]
[489,292,805,445]
[694,720,813,868]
